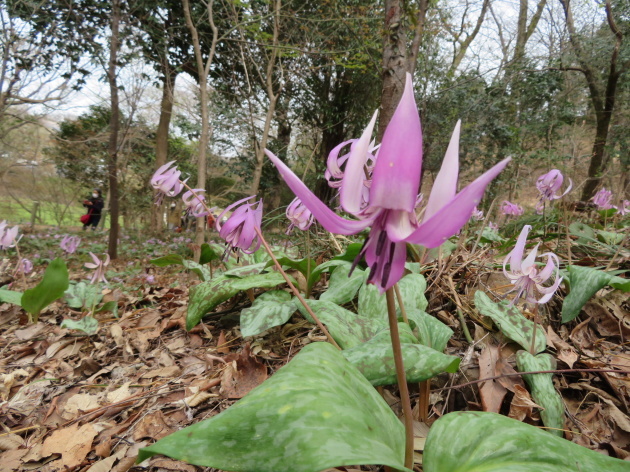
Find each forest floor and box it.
[0,222,629,472]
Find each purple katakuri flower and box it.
[60,235,81,254]
[84,252,110,284]
[471,206,484,221]
[488,221,499,231]
[266,73,511,292]
[0,221,20,249]
[325,139,378,212]
[536,169,572,202]
[501,201,524,216]
[286,197,314,234]
[18,258,33,274]
[151,161,186,205]
[618,200,629,216]
[182,189,209,217]
[145,274,156,284]
[215,196,263,260]
[592,188,614,210]
[503,225,562,305]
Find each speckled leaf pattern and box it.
[405,308,453,352]
[342,332,460,386]
[223,262,268,277]
[475,291,546,354]
[186,272,290,330]
[562,265,630,323]
[297,300,380,349]
[359,273,428,320]
[240,291,298,337]
[137,343,412,472]
[423,411,630,471]
[320,262,367,305]
[515,351,565,436]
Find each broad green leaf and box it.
[264,256,317,279]
[406,308,453,352]
[597,230,624,245]
[307,259,352,294]
[342,332,460,387]
[330,242,364,263]
[95,300,118,314]
[562,265,629,323]
[60,316,99,335]
[320,262,366,305]
[423,411,630,472]
[187,272,290,330]
[297,300,378,349]
[358,273,428,320]
[21,258,69,321]
[199,243,221,265]
[0,288,23,306]
[64,282,103,309]
[150,254,210,281]
[138,343,412,472]
[475,291,545,354]
[240,291,297,337]
[568,222,595,244]
[516,351,564,437]
[224,262,269,278]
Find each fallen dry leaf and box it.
[220,343,268,399]
[508,384,541,422]
[479,345,507,413]
[41,423,97,470]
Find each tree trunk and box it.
[107,0,120,260]
[582,111,614,200]
[151,69,177,232]
[378,0,408,141]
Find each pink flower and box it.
[182,189,210,217]
[286,197,314,234]
[503,225,562,304]
[618,200,629,216]
[60,235,81,254]
[151,161,186,205]
[0,221,20,249]
[488,221,499,231]
[84,252,110,284]
[592,188,614,210]
[18,258,33,274]
[266,73,510,292]
[216,196,263,260]
[471,206,484,221]
[536,170,572,202]
[501,201,524,216]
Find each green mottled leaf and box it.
[516,351,564,436]
[320,262,366,305]
[199,243,221,265]
[342,330,460,387]
[406,308,453,352]
[150,254,210,281]
[137,343,412,472]
[240,291,297,337]
[359,273,428,320]
[64,282,102,309]
[21,258,69,322]
[187,272,289,330]
[562,265,629,323]
[60,316,99,335]
[423,411,630,472]
[0,288,23,306]
[475,291,545,354]
[297,300,378,349]
[224,262,269,277]
[597,230,624,245]
[569,222,595,244]
[264,256,317,278]
[307,259,352,294]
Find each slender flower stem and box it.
[13,245,28,291]
[393,283,408,325]
[385,288,413,469]
[254,226,341,350]
[530,304,540,355]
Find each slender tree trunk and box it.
[151,69,177,232]
[379,0,408,141]
[107,0,120,259]
[183,0,218,261]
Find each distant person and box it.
[82,188,104,231]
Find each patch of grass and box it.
[0,197,106,228]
